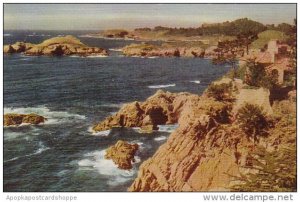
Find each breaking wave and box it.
[4,141,50,163]
[154,136,168,141]
[148,84,176,89]
[4,106,86,127]
[77,149,137,186]
[190,80,201,84]
[87,127,111,137]
[158,124,178,133]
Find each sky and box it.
[4,4,297,30]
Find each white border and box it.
[0,1,299,202]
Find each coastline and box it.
[91,58,296,191]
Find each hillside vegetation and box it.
[250,30,288,49]
[39,35,85,47]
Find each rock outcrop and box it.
[92,90,210,132]
[232,87,273,116]
[4,35,108,57]
[105,140,139,170]
[92,78,295,191]
[102,29,130,38]
[127,90,295,191]
[4,113,46,126]
[122,43,206,58]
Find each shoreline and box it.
[91,59,296,191]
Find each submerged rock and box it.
[4,113,46,126]
[105,140,139,170]
[3,35,108,57]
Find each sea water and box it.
[3,30,230,191]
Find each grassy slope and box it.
[39,35,85,47]
[251,30,288,49]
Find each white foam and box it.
[148,84,176,89]
[158,124,178,133]
[109,48,122,52]
[4,106,86,127]
[109,111,118,116]
[19,58,31,61]
[130,141,144,149]
[86,55,108,58]
[190,80,201,84]
[77,149,137,186]
[134,156,142,164]
[4,141,50,163]
[4,127,41,141]
[56,170,70,177]
[99,103,123,108]
[4,33,12,37]
[154,136,168,141]
[88,126,111,137]
[132,127,141,131]
[69,55,108,58]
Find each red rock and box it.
[105,140,139,170]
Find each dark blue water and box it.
[3,31,230,192]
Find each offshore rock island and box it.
[3,35,108,57]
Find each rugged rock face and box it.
[92,90,201,132]
[4,113,46,126]
[232,87,273,116]
[3,35,108,57]
[127,91,295,191]
[105,140,139,170]
[122,43,205,58]
[128,94,243,191]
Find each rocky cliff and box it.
[93,80,296,191]
[127,88,296,191]
[3,35,108,57]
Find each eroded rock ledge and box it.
[3,35,108,57]
[127,90,295,191]
[93,84,295,191]
[105,140,139,170]
[92,90,230,133]
[4,113,46,126]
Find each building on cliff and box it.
[243,40,293,85]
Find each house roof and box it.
[255,52,273,64]
[266,57,292,72]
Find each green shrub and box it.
[226,64,247,80]
[244,60,277,89]
[231,146,296,192]
[207,82,233,101]
[237,103,268,140]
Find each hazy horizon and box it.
[4,4,296,31]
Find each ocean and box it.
[3,30,230,191]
